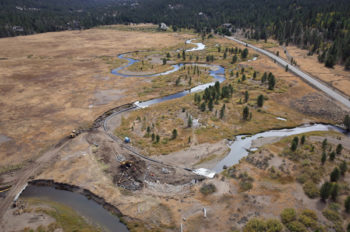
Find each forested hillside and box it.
[1,0,349,69]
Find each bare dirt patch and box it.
[2,200,56,232]
[290,92,348,122]
[93,89,125,106]
[0,135,11,145]
[151,140,230,169]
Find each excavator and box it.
[120,160,134,169]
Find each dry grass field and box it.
[0,27,195,169]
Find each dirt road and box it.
[0,139,71,227]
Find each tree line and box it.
[1,0,350,69]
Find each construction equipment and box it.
[120,160,134,169]
[70,129,79,138]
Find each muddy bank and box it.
[92,103,136,129]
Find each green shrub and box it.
[243,218,266,232]
[296,168,321,184]
[286,221,307,232]
[329,202,341,212]
[280,208,297,224]
[322,208,342,224]
[243,218,283,232]
[298,214,317,229]
[238,172,254,192]
[303,181,319,198]
[345,196,350,213]
[200,183,216,195]
[240,181,253,191]
[300,209,317,221]
[265,219,283,232]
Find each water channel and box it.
[18,39,348,231]
[21,184,129,232]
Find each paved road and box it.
[226,36,350,110]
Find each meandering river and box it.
[110,40,348,176]
[18,39,348,231]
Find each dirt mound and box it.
[113,157,146,191]
[85,130,202,191]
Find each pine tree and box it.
[291,141,297,151]
[336,144,343,154]
[331,183,339,201]
[345,196,350,213]
[257,94,264,107]
[172,129,177,139]
[261,72,267,83]
[321,152,327,165]
[187,116,192,128]
[325,54,335,68]
[293,137,299,147]
[243,106,249,120]
[320,181,332,202]
[322,139,328,150]
[291,137,299,151]
[244,91,249,102]
[345,57,350,71]
[200,102,206,112]
[329,151,336,161]
[232,55,238,64]
[220,104,226,119]
[175,77,181,86]
[208,99,214,111]
[340,161,347,176]
[156,135,160,143]
[344,115,350,131]
[241,48,248,59]
[330,167,340,182]
[268,74,276,90]
[301,135,306,145]
[215,81,220,94]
